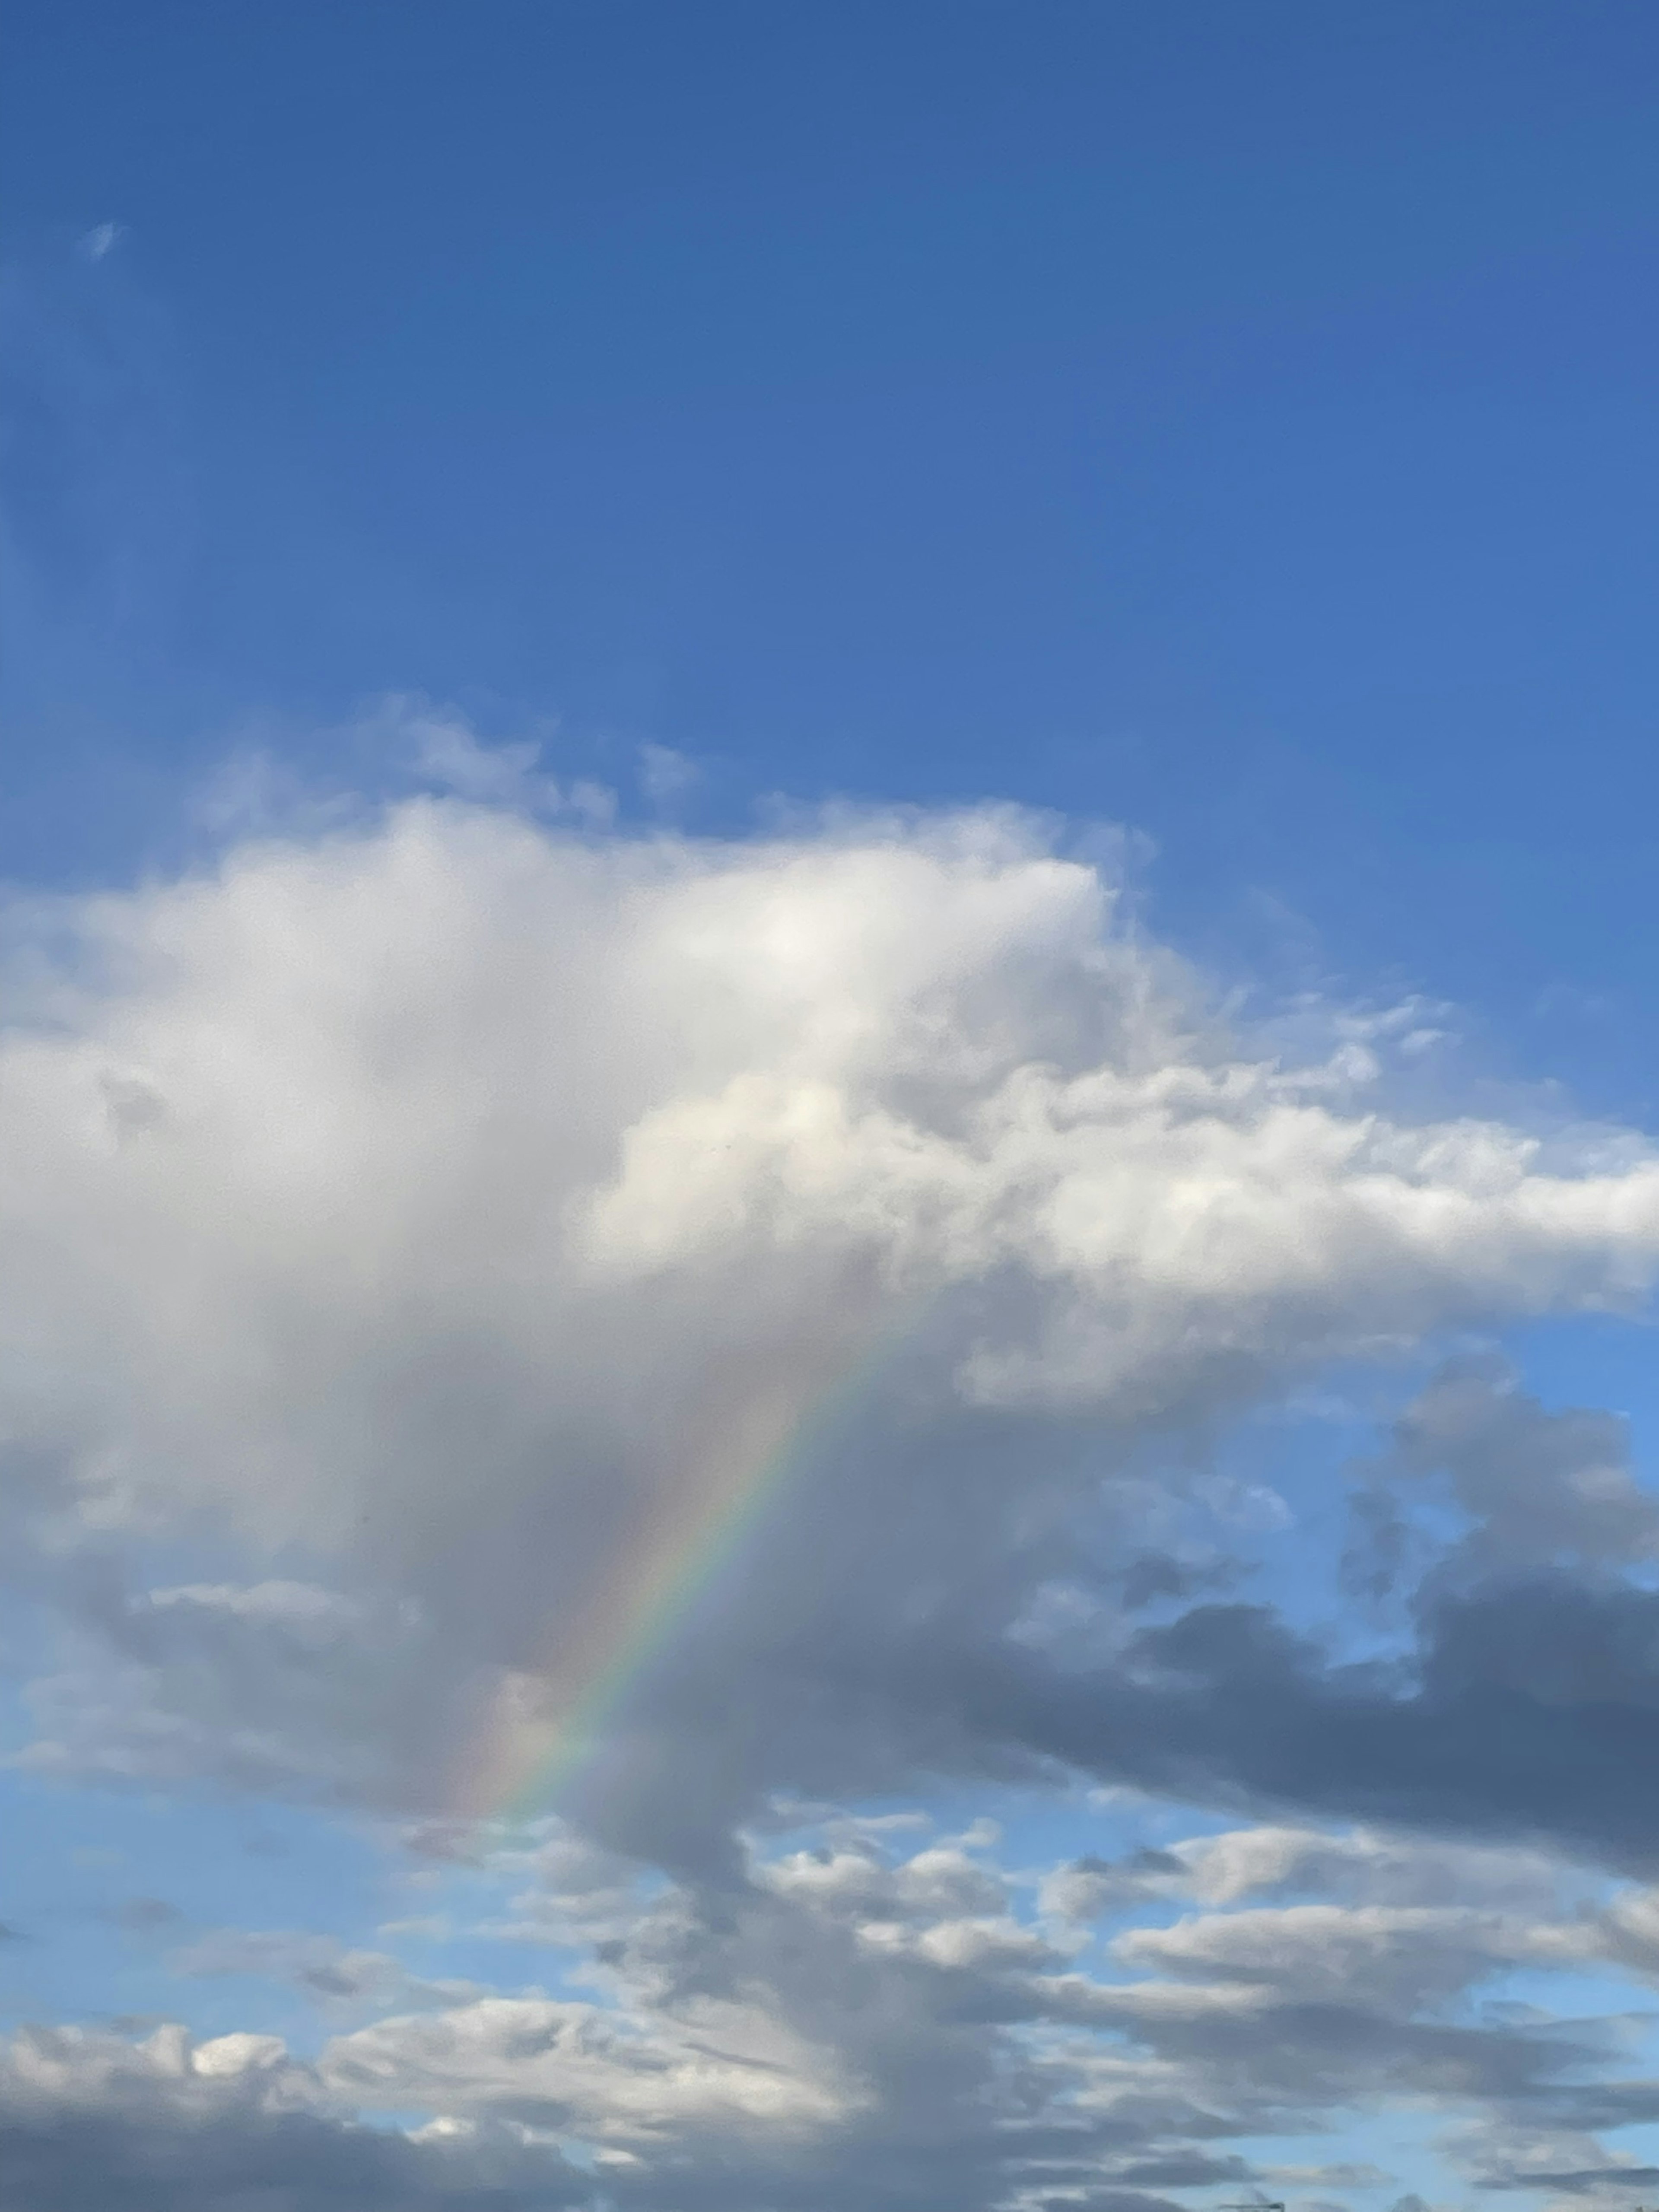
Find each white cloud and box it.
[323,1992,857,2137]
[1,2018,322,2124]
[6,767,1659,1848]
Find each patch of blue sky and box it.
[0,1776,383,2041]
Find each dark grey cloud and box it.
[946,1574,1659,1874]
[0,2105,588,2212]
[962,1363,1659,1872]
[543,1359,1659,1876]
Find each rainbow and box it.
[457,1318,912,1824]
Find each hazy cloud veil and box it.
[9,726,1659,2208]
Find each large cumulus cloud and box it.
[7,750,1659,1866]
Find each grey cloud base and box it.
[0,2104,588,2212]
[950,1576,1659,1871]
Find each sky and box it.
[6,3,1659,2208]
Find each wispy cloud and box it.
[76,221,126,263]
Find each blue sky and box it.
[8,0,1659,1091]
[9,6,1659,2210]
